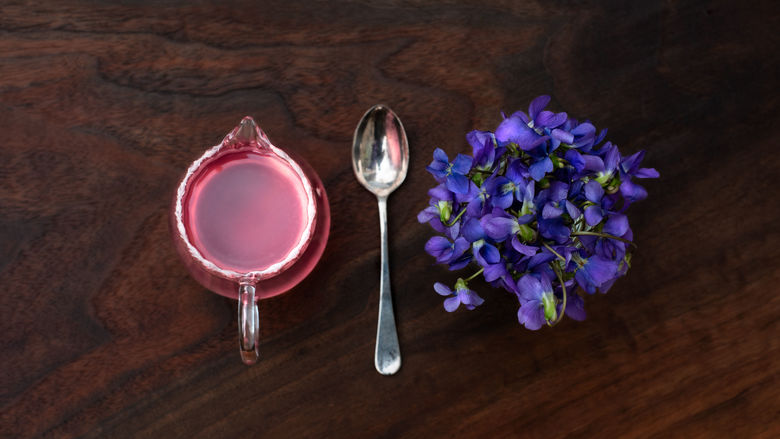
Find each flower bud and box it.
[542,292,557,322]
[437,200,452,222]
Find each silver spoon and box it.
[352,105,409,375]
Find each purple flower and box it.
[425,235,469,264]
[435,279,485,312]
[426,148,473,194]
[417,184,455,233]
[494,102,550,151]
[480,209,533,242]
[491,159,533,209]
[527,95,568,130]
[579,214,633,261]
[526,144,555,182]
[484,259,510,282]
[538,217,570,244]
[458,179,495,217]
[467,130,502,171]
[516,273,557,330]
[618,150,660,205]
[583,180,606,226]
[460,218,501,268]
[537,181,580,220]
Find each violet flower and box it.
[435,279,485,312]
[426,148,473,194]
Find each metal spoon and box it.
[352,105,409,375]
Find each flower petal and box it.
[575,269,597,295]
[549,181,569,201]
[452,237,470,258]
[620,179,648,203]
[490,176,514,209]
[469,291,485,307]
[495,116,526,145]
[564,293,587,321]
[424,236,451,257]
[518,300,545,330]
[506,159,529,183]
[542,202,564,219]
[571,122,595,137]
[536,111,567,128]
[434,282,452,296]
[564,148,585,172]
[425,164,448,180]
[417,206,438,223]
[583,155,605,172]
[480,216,518,241]
[538,273,553,294]
[528,250,556,268]
[480,242,501,264]
[584,180,604,203]
[467,129,492,152]
[538,217,570,243]
[528,95,551,120]
[433,148,448,163]
[428,184,453,201]
[451,154,473,174]
[565,200,581,219]
[586,256,618,287]
[448,254,472,271]
[446,173,470,194]
[511,235,538,256]
[443,296,461,312]
[552,128,575,144]
[497,119,545,151]
[517,274,543,301]
[484,262,508,282]
[620,150,645,175]
[603,213,629,237]
[462,217,486,242]
[603,142,620,171]
[529,157,553,181]
[635,167,660,178]
[584,205,603,226]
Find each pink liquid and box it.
[183,150,309,273]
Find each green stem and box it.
[444,208,467,227]
[542,242,566,262]
[547,264,567,327]
[464,268,484,282]
[572,231,637,247]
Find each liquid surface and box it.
[184,150,308,273]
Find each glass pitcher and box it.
[171,117,330,364]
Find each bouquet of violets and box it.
[418,96,659,329]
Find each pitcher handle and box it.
[238,281,259,365]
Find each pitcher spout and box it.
[223,116,272,151]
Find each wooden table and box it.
[2,1,778,437]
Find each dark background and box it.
[1,1,778,438]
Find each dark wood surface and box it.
[2,1,779,437]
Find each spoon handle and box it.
[375,196,401,375]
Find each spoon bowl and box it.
[352,105,409,197]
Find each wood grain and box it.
[1,0,778,437]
